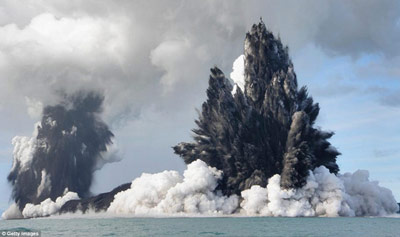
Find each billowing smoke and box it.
[63,160,396,217]
[6,91,116,211]
[2,191,79,219]
[107,160,238,215]
[4,159,396,218]
[174,21,340,195]
[241,166,398,217]
[21,192,79,219]
[77,21,396,218]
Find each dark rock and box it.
[59,183,131,213]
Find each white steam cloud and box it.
[1,203,23,220]
[108,160,239,215]
[10,125,40,172]
[22,192,79,218]
[108,160,398,217]
[36,170,51,198]
[230,54,245,95]
[2,192,80,219]
[3,160,398,219]
[241,166,399,217]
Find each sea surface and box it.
[1,216,400,237]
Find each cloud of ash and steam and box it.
[101,43,399,217]
[1,1,399,219]
[2,191,79,219]
[174,22,340,196]
[6,91,118,213]
[241,166,398,217]
[3,55,399,219]
[108,160,239,215]
[3,159,398,219]
[23,192,79,219]
[0,1,399,205]
[113,161,398,217]
[70,160,397,217]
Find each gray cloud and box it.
[357,56,400,80]
[0,0,399,124]
[314,0,400,58]
[374,148,399,158]
[379,91,400,107]
[362,86,400,107]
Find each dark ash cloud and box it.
[174,22,340,194]
[7,92,116,210]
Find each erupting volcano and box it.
[174,21,340,195]
[2,21,398,219]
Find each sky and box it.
[0,0,399,211]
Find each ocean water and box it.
[1,217,400,237]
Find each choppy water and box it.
[1,217,400,237]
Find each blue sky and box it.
[0,0,399,211]
[293,44,400,200]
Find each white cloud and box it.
[25,97,43,119]
[0,13,127,65]
[240,166,398,217]
[37,170,51,197]
[0,11,136,122]
[150,39,193,91]
[22,191,79,218]
[108,160,238,215]
[230,54,245,94]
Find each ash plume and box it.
[3,20,397,220]
[7,91,115,211]
[173,20,340,195]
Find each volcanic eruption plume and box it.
[7,92,116,212]
[173,21,340,195]
[63,21,397,218]
[3,21,398,219]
